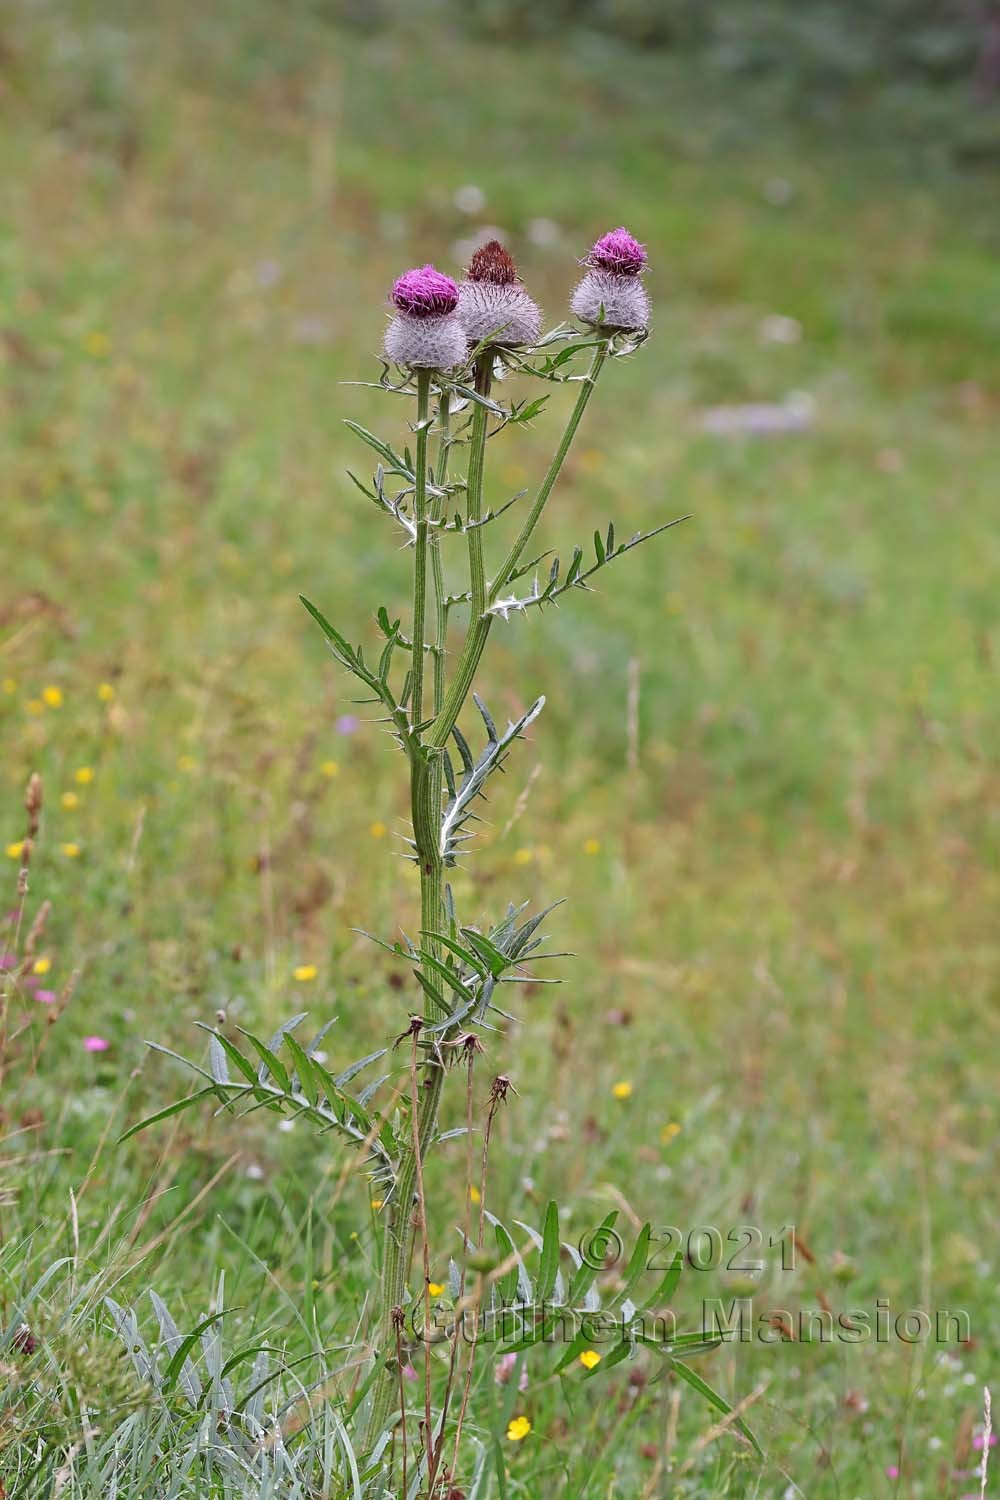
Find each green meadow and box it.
[2,3,999,1494]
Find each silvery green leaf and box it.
[439,697,545,864]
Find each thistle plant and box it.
[126,228,759,1493]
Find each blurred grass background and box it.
[2,0,999,1493]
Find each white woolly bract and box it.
[384,312,468,370]
[457,282,542,348]
[570,269,650,332]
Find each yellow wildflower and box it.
[611,1080,633,1101]
[6,841,25,859]
[75,767,95,784]
[661,1121,682,1144]
[42,686,63,708]
[428,1282,445,1297]
[97,682,115,702]
[583,838,601,855]
[506,1416,531,1442]
[469,1185,481,1205]
[513,847,533,865]
[293,964,317,982]
[60,842,81,858]
[370,1198,384,1211]
[61,792,80,809]
[2,678,16,694]
[33,957,52,975]
[83,331,110,358]
[320,759,339,778]
[26,699,45,716]
[369,821,387,839]
[579,1350,601,1370]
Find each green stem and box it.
[430,390,452,718]
[466,355,492,624]
[409,368,432,730]
[427,340,609,752]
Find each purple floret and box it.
[585,227,647,277]
[391,265,460,317]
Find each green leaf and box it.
[239,1031,291,1092]
[459,927,510,979]
[614,1222,652,1310]
[641,1252,683,1311]
[195,1026,258,1086]
[284,1034,319,1107]
[671,1358,763,1457]
[536,1201,561,1303]
[343,419,409,475]
[118,1088,218,1143]
[567,1210,618,1306]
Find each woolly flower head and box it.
[458,240,541,349]
[384,264,467,370]
[571,225,650,332]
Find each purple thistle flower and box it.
[457,240,542,349]
[391,266,460,317]
[336,713,360,735]
[34,989,57,1004]
[83,1035,110,1053]
[571,225,650,333]
[585,227,647,276]
[385,264,467,371]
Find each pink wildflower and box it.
[83,1036,109,1052]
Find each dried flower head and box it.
[385,265,467,370]
[571,225,650,332]
[466,240,519,286]
[458,240,541,349]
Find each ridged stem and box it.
[409,368,432,730]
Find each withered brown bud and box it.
[466,240,519,286]
[25,773,43,836]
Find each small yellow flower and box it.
[513,847,533,865]
[660,1121,682,1144]
[611,1080,633,1101]
[293,964,317,982]
[6,841,25,859]
[320,759,339,778]
[506,1415,531,1442]
[61,791,80,809]
[83,330,110,358]
[579,1349,601,1370]
[42,686,64,708]
[370,1198,384,1211]
[583,838,601,856]
[428,1281,445,1297]
[176,755,198,773]
[97,682,115,702]
[2,677,16,694]
[33,957,52,975]
[469,1184,481,1205]
[26,699,45,716]
[74,767,95,785]
[369,821,387,839]
[60,842,81,858]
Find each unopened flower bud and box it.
[384,265,467,370]
[571,226,650,332]
[457,240,541,349]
